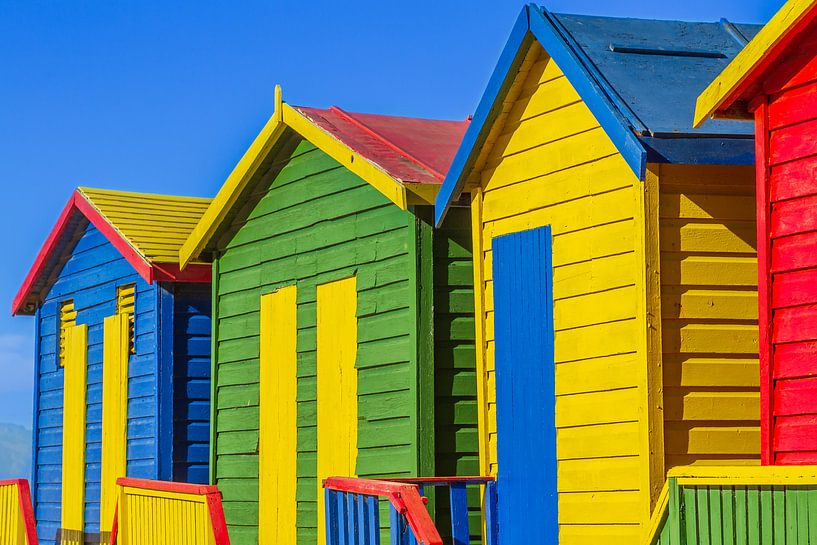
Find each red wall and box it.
[756,27,817,464]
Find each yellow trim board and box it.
[694,0,817,126]
[281,104,408,209]
[180,86,425,268]
[61,324,88,543]
[179,86,286,268]
[258,287,298,545]
[669,464,817,484]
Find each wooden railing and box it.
[0,479,38,545]
[644,465,817,545]
[108,478,230,545]
[323,476,497,545]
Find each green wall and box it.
[210,131,477,544]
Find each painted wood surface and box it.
[656,163,760,469]
[29,222,211,545]
[0,480,38,545]
[468,42,762,543]
[209,134,478,545]
[755,43,817,465]
[493,226,557,544]
[258,287,297,545]
[100,314,130,535]
[471,43,647,544]
[61,324,87,545]
[111,478,229,545]
[316,277,358,545]
[209,137,419,545]
[170,283,212,484]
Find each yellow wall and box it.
[316,277,358,545]
[656,163,759,468]
[258,287,298,545]
[470,43,651,544]
[101,314,130,534]
[61,324,88,545]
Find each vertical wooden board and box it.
[492,226,556,544]
[100,314,129,534]
[61,324,88,545]
[317,277,358,545]
[258,286,298,545]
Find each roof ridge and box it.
[328,106,446,181]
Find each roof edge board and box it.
[434,5,534,226]
[528,5,648,179]
[694,0,817,127]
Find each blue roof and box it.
[435,5,761,226]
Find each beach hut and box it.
[13,187,213,545]
[178,88,477,545]
[695,0,817,466]
[434,6,763,544]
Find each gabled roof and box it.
[435,4,761,225]
[13,187,212,316]
[179,86,468,268]
[695,0,817,126]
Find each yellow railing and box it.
[108,478,229,545]
[0,479,38,545]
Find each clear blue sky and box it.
[0,0,779,427]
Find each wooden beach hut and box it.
[695,0,817,466]
[12,187,213,545]
[434,6,763,544]
[178,88,477,545]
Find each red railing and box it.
[323,476,497,545]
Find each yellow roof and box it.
[79,187,212,264]
[694,0,817,127]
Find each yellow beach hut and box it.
[435,6,762,544]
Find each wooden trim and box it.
[637,165,666,516]
[282,104,408,209]
[208,257,219,485]
[694,0,817,126]
[469,188,491,477]
[754,97,775,465]
[641,481,669,545]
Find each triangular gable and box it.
[13,188,212,316]
[695,0,817,126]
[435,4,760,226]
[179,86,468,268]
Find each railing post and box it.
[367,496,380,545]
[484,481,499,545]
[338,491,349,545]
[449,483,469,545]
[347,493,359,545]
[326,489,340,545]
[390,505,402,545]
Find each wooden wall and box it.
[34,223,156,545]
[657,163,760,469]
[471,43,650,544]
[210,137,421,545]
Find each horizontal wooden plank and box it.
[556,422,640,460]
[664,391,759,421]
[659,192,756,221]
[555,387,639,428]
[659,221,756,254]
[772,268,817,309]
[660,255,758,287]
[661,323,758,355]
[664,424,760,455]
[657,164,755,191]
[774,414,817,451]
[774,376,817,416]
[773,304,817,343]
[661,288,757,320]
[662,356,759,388]
[770,116,817,166]
[771,193,817,238]
[558,491,642,526]
[774,340,817,379]
[555,354,641,396]
[770,155,817,202]
[558,456,641,493]
[769,78,817,130]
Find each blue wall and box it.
[31,222,211,545]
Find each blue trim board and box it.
[434,5,532,227]
[642,136,755,165]
[156,283,175,481]
[529,5,648,178]
[493,226,557,544]
[31,306,41,500]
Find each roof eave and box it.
[694,0,817,127]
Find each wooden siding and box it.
[657,163,760,469]
[211,137,419,545]
[472,44,647,544]
[34,224,158,545]
[432,206,480,538]
[760,41,817,464]
[171,283,212,484]
[61,324,87,545]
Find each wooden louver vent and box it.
[59,300,76,367]
[116,284,136,354]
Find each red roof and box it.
[294,106,469,185]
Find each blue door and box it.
[493,226,557,543]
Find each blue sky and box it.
[0,0,779,427]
